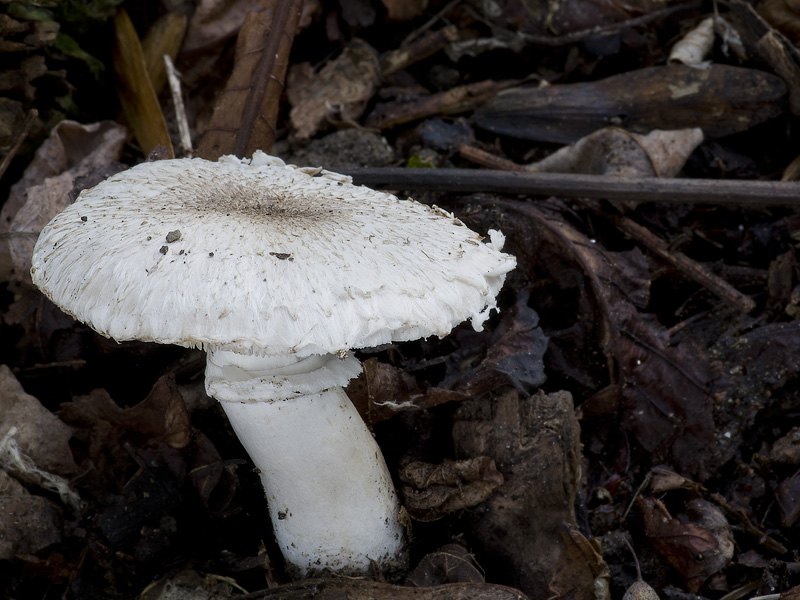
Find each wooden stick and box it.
[612,212,757,313]
[338,167,800,207]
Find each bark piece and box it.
[474,64,786,143]
[453,389,582,600]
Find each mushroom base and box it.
[207,350,406,577]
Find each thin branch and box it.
[337,167,800,208]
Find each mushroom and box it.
[30,151,516,577]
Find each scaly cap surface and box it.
[31,152,516,357]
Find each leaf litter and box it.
[3,0,800,599]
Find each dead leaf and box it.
[525,127,704,179]
[668,17,715,68]
[138,568,239,600]
[95,462,183,548]
[615,301,717,479]
[399,457,504,521]
[380,0,429,22]
[182,0,264,54]
[729,0,800,115]
[287,38,381,141]
[407,543,485,586]
[648,466,702,494]
[547,525,610,600]
[774,470,800,526]
[366,79,516,130]
[453,389,582,600]
[196,0,301,159]
[0,364,77,476]
[770,427,800,464]
[141,12,187,96]
[709,322,800,477]
[347,357,427,424]
[759,0,800,44]
[497,200,719,479]
[1,119,127,282]
[638,496,733,593]
[186,431,238,514]
[113,8,174,159]
[460,291,549,396]
[0,489,62,561]
[60,374,191,452]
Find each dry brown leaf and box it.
[548,525,610,600]
[774,471,800,526]
[729,0,800,115]
[366,79,514,130]
[141,12,188,96]
[668,17,715,68]
[498,201,723,480]
[770,427,800,464]
[380,0,429,21]
[407,544,485,586]
[287,38,381,141]
[759,0,800,44]
[113,8,174,159]
[182,0,264,54]
[0,490,62,561]
[0,365,77,476]
[648,466,702,494]
[196,0,300,159]
[60,374,192,452]
[399,457,504,521]
[1,120,127,283]
[638,496,733,593]
[525,127,703,179]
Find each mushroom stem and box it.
[205,347,405,577]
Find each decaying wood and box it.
[452,389,582,600]
[339,167,800,208]
[518,2,701,47]
[473,64,787,143]
[458,145,527,171]
[196,0,302,159]
[365,80,518,130]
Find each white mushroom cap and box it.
[30,152,516,357]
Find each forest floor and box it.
[2,0,800,599]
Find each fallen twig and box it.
[339,167,800,207]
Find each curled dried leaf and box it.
[669,17,715,68]
[399,457,504,521]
